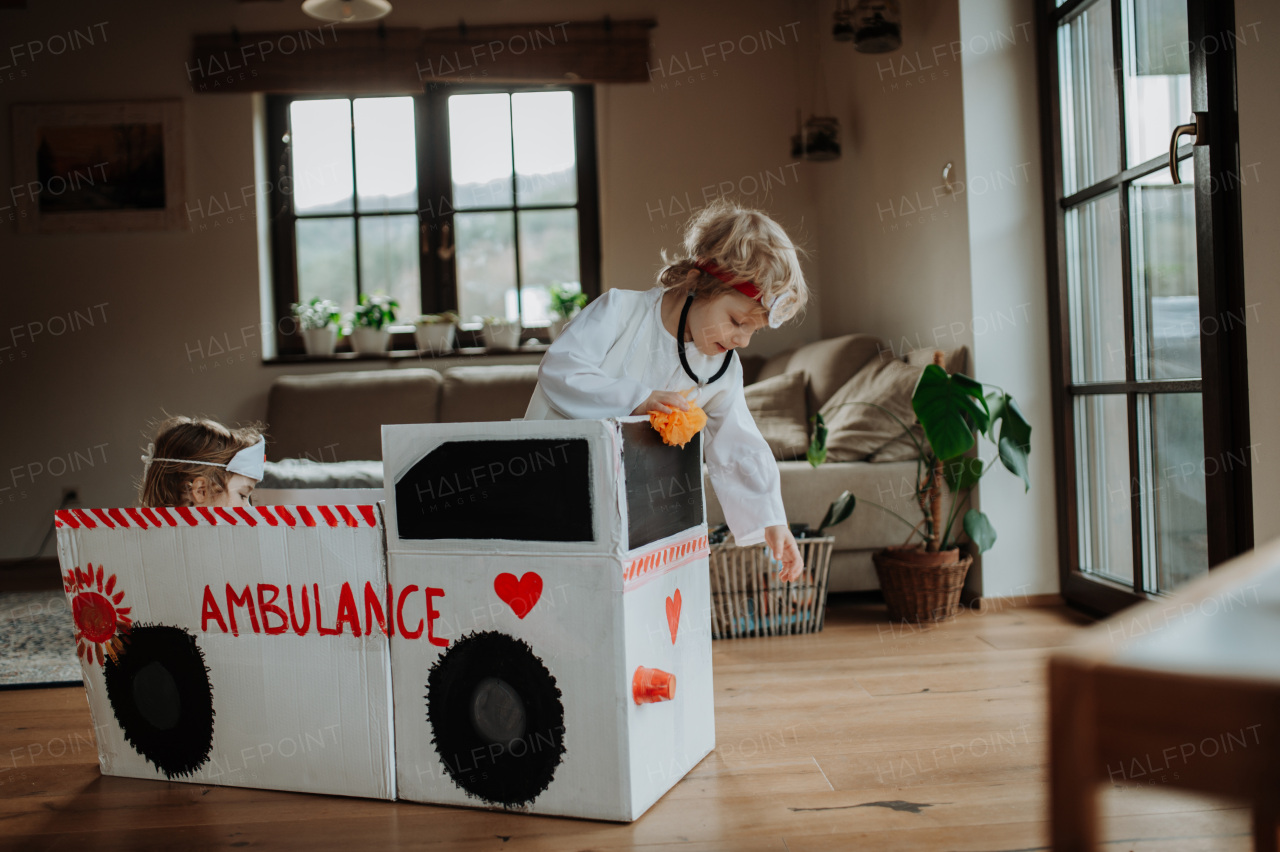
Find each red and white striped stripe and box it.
[623,531,709,591]
[54,505,379,530]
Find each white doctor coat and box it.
[525,287,787,545]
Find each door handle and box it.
[1168,114,1206,185]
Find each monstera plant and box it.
[808,354,1031,561]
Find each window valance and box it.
[188,18,655,93]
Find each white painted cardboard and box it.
[254,487,383,507]
[383,418,715,821]
[53,504,396,800]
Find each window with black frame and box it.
[265,85,600,356]
[1039,0,1251,613]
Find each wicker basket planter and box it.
[708,536,834,639]
[872,545,974,624]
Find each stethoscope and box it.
[676,294,734,387]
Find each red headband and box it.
[692,261,762,302]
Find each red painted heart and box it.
[666,589,682,644]
[494,572,543,619]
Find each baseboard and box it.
[960,590,1064,610]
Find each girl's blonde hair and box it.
[657,198,809,325]
[139,416,265,508]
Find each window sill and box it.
[263,344,549,366]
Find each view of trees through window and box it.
[285,89,584,329]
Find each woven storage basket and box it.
[872,545,974,623]
[708,536,834,639]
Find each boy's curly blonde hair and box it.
[657,198,809,326]
[138,415,265,508]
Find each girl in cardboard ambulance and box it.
[139,416,265,508]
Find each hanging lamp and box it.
[301,0,391,23]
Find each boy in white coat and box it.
[525,199,809,579]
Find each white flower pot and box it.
[302,326,337,357]
[414,322,456,354]
[350,327,390,355]
[548,316,571,341]
[482,322,522,350]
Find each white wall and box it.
[0,0,821,559]
[1235,0,1280,545]
[958,0,1057,596]
[812,0,973,348]
[812,0,1055,596]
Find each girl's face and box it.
[188,473,257,508]
[688,291,769,356]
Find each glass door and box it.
[1040,0,1251,612]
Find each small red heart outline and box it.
[665,589,682,644]
[494,572,543,619]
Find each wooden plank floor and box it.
[0,595,1253,851]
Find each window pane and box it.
[1058,2,1121,195]
[296,218,356,315]
[517,209,580,326]
[1131,161,1199,379]
[354,97,417,212]
[512,91,577,205]
[1143,393,1208,593]
[1075,395,1134,584]
[359,214,420,319]
[290,99,354,214]
[455,211,516,322]
[1066,191,1126,383]
[449,94,513,209]
[1122,0,1191,167]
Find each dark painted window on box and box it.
[265,85,601,356]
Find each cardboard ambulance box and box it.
[53,502,396,799]
[383,417,715,821]
[53,416,715,821]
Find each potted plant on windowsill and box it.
[292,298,342,357]
[808,351,1032,623]
[347,294,399,356]
[548,284,588,341]
[481,316,523,351]
[414,311,459,355]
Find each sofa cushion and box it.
[818,357,923,462]
[439,365,540,423]
[754,334,890,413]
[869,345,970,461]
[742,371,809,461]
[754,347,795,385]
[266,368,443,462]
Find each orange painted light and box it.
[633,666,677,704]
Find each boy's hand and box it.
[765,525,805,581]
[633,390,691,415]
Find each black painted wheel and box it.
[426,631,566,807]
[103,624,214,779]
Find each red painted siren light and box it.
[632,666,676,704]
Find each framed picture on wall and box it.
[10,100,184,233]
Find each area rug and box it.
[0,590,83,689]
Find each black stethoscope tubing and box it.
[676,294,734,386]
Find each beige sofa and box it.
[264,336,966,592]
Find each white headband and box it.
[143,436,266,482]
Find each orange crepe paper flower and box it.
[649,401,708,448]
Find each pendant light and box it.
[301,0,392,23]
[849,0,902,53]
[791,37,841,162]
